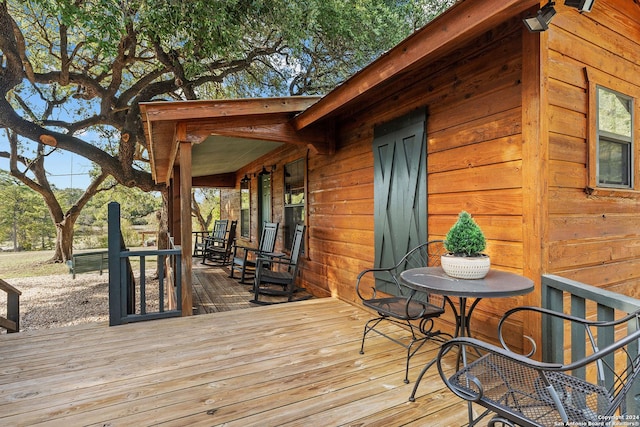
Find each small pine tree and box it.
[444,211,486,256]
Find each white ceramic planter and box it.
[440,253,490,279]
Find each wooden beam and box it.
[141,97,321,122]
[184,113,335,154]
[192,173,236,188]
[187,121,333,154]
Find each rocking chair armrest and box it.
[258,251,286,259]
[256,255,290,264]
[231,244,255,258]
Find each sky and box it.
[0,149,93,190]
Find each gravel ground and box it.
[0,271,160,332]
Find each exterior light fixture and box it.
[564,0,595,13]
[257,165,276,176]
[523,1,557,32]
[240,174,250,183]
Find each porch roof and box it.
[140,0,539,186]
[139,97,321,186]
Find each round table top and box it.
[400,267,534,298]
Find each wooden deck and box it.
[0,261,472,426]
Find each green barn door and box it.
[373,110,427,285]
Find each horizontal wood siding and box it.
[216,20,529,345]
[306,20,527,343]
[546,1,640,300]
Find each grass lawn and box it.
[0,250,68,279]
[0,248,157,279]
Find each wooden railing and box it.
[541,274,640,414]
[0,279,21,333]
[108,202,182,326]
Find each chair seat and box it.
[259,270,293,285]
[449,352,613,426]
[363,297,444,320]
[233,256,256,268]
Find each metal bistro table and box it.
[400,266,534,403]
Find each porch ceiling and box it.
[191,135,282,177]
[140,97,322,185]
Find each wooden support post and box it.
[521,20,549,352]
[179,136,193,316]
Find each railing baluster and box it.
[159,254,165,313]
[139,256,146,315]
[542,274,640,415]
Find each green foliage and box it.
[0,170,161,251]
[0,171,55,250]
[192,188,221,232]
[444,211,486,257]
[2,0,455,258]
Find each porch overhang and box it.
[140,97,324,186]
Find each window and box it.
[586,69,640,196]
[284,159,305,250]
[597,86,633,188]
[240,178,250,238]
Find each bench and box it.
[67,250,109,279]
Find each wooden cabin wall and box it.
[545,1,640,300]
[217,18,531,345]
[306,19,528,343]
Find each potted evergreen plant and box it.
[441,211,490,279]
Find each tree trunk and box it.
[157,190,170,250]
[53,218,75,263]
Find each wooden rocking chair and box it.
[251,224,307,305]
[230,222,279,283]
[193,219,228,257]
[202,220,237,266]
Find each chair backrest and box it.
[287,224,306,271]
[398,239,445,272]
[391,240,446,305]
[224,220,238,254]
[212,219,228,240]
[258,222,279,253]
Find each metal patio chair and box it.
[202,220,237,266]
[251,224,308,305]
[193,219,228,257]
[437,306,640,427]
[230,221,279,284]
[356,239,450,384]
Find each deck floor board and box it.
[0,260,471,426]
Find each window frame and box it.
[240,178,250,238]
[283,158,306,251]
[586,69,640,197]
